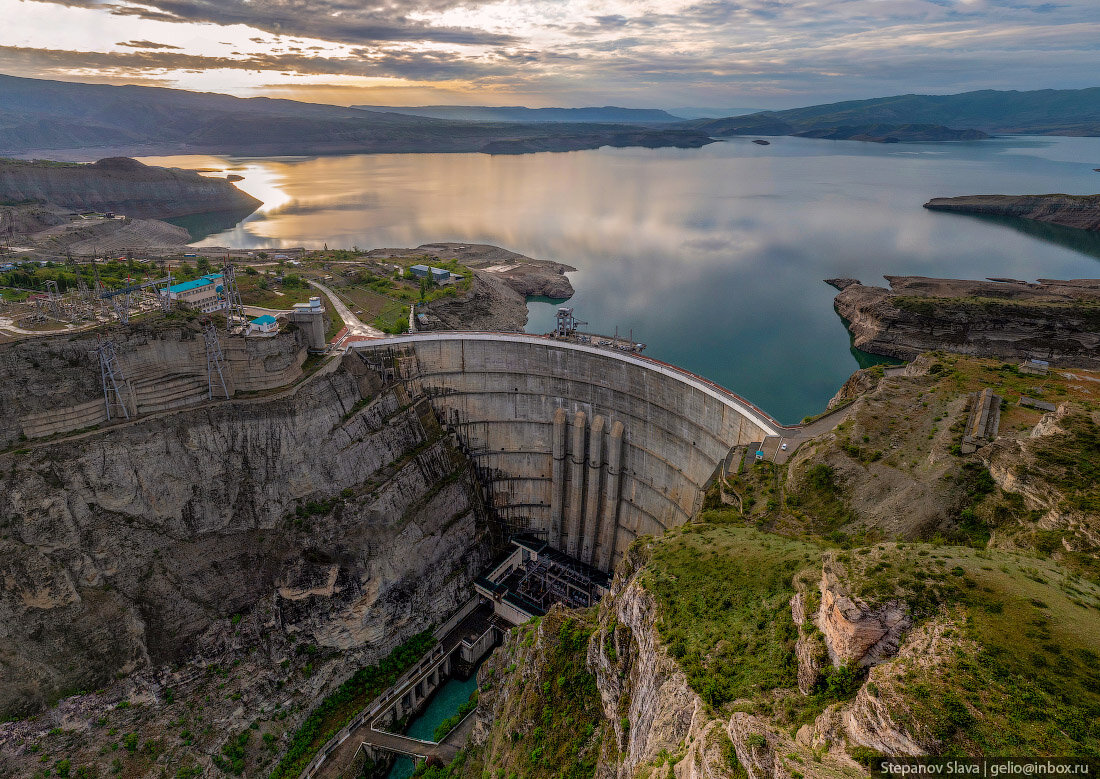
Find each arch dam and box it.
[351,332,810,574]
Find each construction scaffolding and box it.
[202,321,230,399]
[97,338,130,421]
[220,262,247,333]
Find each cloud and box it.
[35,0,519,46]
[9,0,1100,106]
[116,39,182,49]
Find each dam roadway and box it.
[350,332,829,573]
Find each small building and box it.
[961,387,1002,453]
[1019,358,1050,376]
[291,296,323,313]
[249,314,279,335]
[409,264,431,278]
[430,267,451,282]
[165,274,223,313]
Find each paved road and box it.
[307,280,385,338]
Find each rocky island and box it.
[924,193,1100,231]
[829,275,1100,367]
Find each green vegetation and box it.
[642,523,829,717]
[268,631,436,779]
[463,611,603,779]
[372,299,410,334]
[0,259,159,294]
[213,731,249,775]
[1030,412,1100,514]
[833,544,1100,755]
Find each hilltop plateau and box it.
[0,157,260,219]
[924,194,1100,231]
[829,276,1100,367]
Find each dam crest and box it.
[352,332,791,573]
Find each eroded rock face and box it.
[588,575,702,777]
[842,616,967,756]
[831,276,1100,368]
[817,558,911,668]
[0,353,490,719]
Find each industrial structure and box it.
[476,535,610,623]
[352,332,785,573]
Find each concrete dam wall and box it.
[352,333,784,572]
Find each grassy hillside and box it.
[643,518,1100,757]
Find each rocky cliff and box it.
[924,194,1100,231]
[0,318,307,447]
[829,276,1100,367]
[0,349,492,776]
[0,157,261,218]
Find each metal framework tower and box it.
[44,280,64,319]
[111,292,131,325]
[90,258,109,317]
[553,306,586,337]
[220,262,247,333]
[67,257,92,306]
[202,321,230,399]
[97,338,130,421]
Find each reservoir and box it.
[141,136,1100,423]
[384,673,478,779]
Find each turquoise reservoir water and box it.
[384,674,478,779]
[141,136,1100,423]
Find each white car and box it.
[781,443,788,451]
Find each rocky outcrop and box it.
[832,276,1100,367]
[0,157,261,218]
[924,194,1100,231]
[985,403,1100,549]
[816,558,911,667]
[0,350,490,720]
[841,616,967,757]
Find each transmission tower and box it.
[220,262,247,333]
[97,338,130,421]
[202,321,230,399]
[67,256,92,306]
[90,257,109,317]
[44,280,64,319]
[111,292,131,325]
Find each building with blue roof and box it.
[249,313,279,335]
[166,273,224,313]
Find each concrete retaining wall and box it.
[352,333,782,571]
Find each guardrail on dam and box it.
[351,333,788,573]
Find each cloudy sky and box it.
[3,0,1098,108]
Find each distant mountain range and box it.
[688,88,1100,138]
[1,75,1098,159]
[351,105,684,123]
[0,74,712,157]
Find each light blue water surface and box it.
[384,673,478,779]
[142,136,1100,423]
